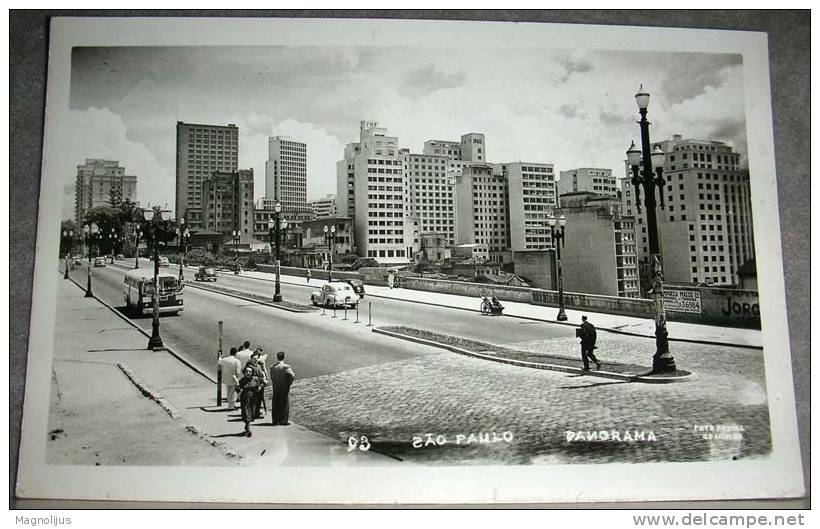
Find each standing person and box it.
[236,365,262,437]
[306,268,311,283]
[578,315,602,371]
[218,347,242,410]
[248,349,268,420]
[270,351,296,426]
[236,340,252,370]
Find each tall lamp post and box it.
[62,228,74,279]
[109,228,118,263]
[176,219,190,281]
[547,213,568,321]
[268,203,289,302]
[143,207,172,350]
[323,224,336,282]
[627,85,676,374]
[232,230,241,274]
[133,225,143,269]
[83,223,99,297]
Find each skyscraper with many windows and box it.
[175,122,239,226]
[74,159,137,225]
[265,136,308,212]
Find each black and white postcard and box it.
[15,16,805,504]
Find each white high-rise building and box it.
[74,159,138,225]
[309,194,337,219]
[620,134,755,288]
[503,162,558,252]
[558,168,618,198]
[265,136,307,212]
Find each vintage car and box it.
[93,257,106,267]
[310,281,361,308]
[159,256,171,267]
[195,266,218,282]
[344,278,365,298]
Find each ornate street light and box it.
[83,223,99,297]
[232,230,241,274]
[176,218,190,281]
[323,224,336,282]
[142,207,172,350]
[62,228,74,279]
[268,202,289,302]
[109,227,119,263]
[627,85,677,374]
[547,213,568,321]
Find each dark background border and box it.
[9,10,810,509]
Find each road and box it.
[67,262,772,465]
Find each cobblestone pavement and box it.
[292,333,770,465]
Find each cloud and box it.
[558,54,593,83]
[398,65,466,99]
[56,107,173,220]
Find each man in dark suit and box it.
[579,315,602,371]
[270,351,296,426]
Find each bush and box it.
[186,248,217,267]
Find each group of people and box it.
[218,340,296,437]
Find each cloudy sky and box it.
[63,45,746,219]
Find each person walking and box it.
[218,347,242,410]
[578,315,602,371]
[236,365,262,437]
[236,340,252,370]
[270,351,296,426]
[306,268,311,283]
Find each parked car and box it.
[350,257,379,271]
[195,266,218,282]
[159,256,170,267]
[344,278,365,298]
[310,282,360,308]
[93,257,106,267]
[116,254,125,260]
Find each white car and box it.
[310,282,361,308]
[159,256,170,267]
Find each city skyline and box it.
[62,46,747,220]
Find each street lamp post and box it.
[143,207,172,350]
[62,228,74,279]
[134,226,143,269]
[627,85,676,374]
[232,230,241,274]
[176,219,190,281]
[268,203,289,302]
[109,228,118,263]
[547,213,568,322]
[323,224,336,282]
[83,223,99,297]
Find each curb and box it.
[372,327,694,384]
[64,270,217,384]
[116,363,241,460]
[225,270,761,350]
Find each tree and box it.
[84,206,124,255]
[60,220,79,255]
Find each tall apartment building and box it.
[423,133,486,162]
[453,164,510,263]
[558,168,618,198]
[265,136,307,213]
[200,169,254,241]
[175,122,239,226]
[336,121,407,264]
[503,162,558,252]
[620,134,754,288]
[557,192,640,298]
[74,159,138,225]
[308,194,337,219]
[402,153,456,246]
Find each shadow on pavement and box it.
[210,432,248,438]
[196,407,233,413]
[558,380,634,390]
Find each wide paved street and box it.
[65,262,771,465]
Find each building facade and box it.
[402,153,456,247]
[253,197,314,248]
[620,134,755,288]
[453,164,510,263]
[74,159,138,225]
[175,122,239,226]
[309,194,338,219]
[558,167,618,198]
[265,136,307,213]
[503,162,558,252]
[336,121,407,264]
[557,192,640,298]
[200,169,254,242]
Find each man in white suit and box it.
[218,347,242,410]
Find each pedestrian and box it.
[306,268,311,283]
[247,349,268,420]
[236,340,252,369]
[218,346,242,410]
[236,365,262,437]
[578,315,602,371]
[270,351,295,426]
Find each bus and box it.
[123,268,184,316]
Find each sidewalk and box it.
[228,267,762,349]
[49,275,398,467]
